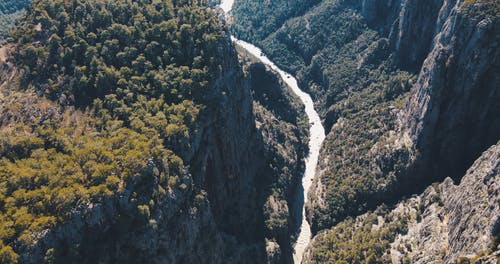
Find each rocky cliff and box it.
[287,0,499,233]
[245,59,309,263]
[306,0,499,260]
[1,29,269,264]
[360,0,500,174]
[230,0,499,262]
[361,0,452,70]
[0,0,309,263]
[303,141,499,263]
[391,141,499,263]
[402,0,500,182]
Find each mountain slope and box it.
[304,141,499,263]
[231,0,499,262]
[0,0,309,262]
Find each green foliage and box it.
[13,0,224,106]
[0,0,29,38]
[461,0,500,18]
[308,207,410,263]
[247,62,309,242]
[231,0,321,41]
[0,241,19,264]
[232,0,416,233]
[0,0,230,260]
[0,125,181,247]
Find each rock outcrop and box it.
[391,141,500,263]
[7,30,272,263]
[303,141,499,263]
[403,0,500,182]
[1,15,310,262]
[246,61,309,263]
[362,0,447,70]
[306,0,499,234]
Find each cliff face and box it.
[0,0,309,261]
[304,0,499,233]
[246,61,309,263]
[302,0,499,260]
[362,0,447,70]
[304,141,499,263]
[230,0,499,259]
[1,12,310,262]
[402,0,500,181]
[391,141,499,263]
[361,0,500,178]
[188,39,267,246]
[7,33,270,263]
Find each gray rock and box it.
[391,141,500,263]
[403,0,500,181]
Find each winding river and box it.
[219,1,326,263]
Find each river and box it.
[218,1,326,263]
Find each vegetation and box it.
[236,0,499,261]
[306,206,411,264]
[0,123,183,248]
[0,0,29,38]
[13,0,225,107]
[232,0,415,234]
[246,62,308,241]
[0,0,230,261]
[461,0,500,18]
[231,0,320,41]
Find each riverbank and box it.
[218,1,326,262]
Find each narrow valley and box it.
[219,1,327,262]
[0,0,498,263]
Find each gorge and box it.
[0,0,498,263]
[233,36,325,264]
[219,1,327,262]
[230,0,499,262]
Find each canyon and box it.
[0,0,498,263]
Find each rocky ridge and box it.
[305,0,499,233]
[304,141,499,263]
[0,0,309,262]
[391,141,499,263]
[230,0,499,261]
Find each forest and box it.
[0,0,29,38]
[0,0,227,262]
[233,0,414,232]
[231,0,499,261]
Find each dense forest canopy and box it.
[0,0,30,38]
[0,0,230,262]
[230,0,321,41]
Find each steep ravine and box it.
[228,0,499,262]
[0,0,303,262]
[219,1,326,262]
[233,39,326,263]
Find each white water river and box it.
[218,1,326,263]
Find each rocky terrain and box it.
[231,0,499,262]
[248,61,309,263]
[0,0,307,263]
[0,0,498,263]
[304,141,499,263]
[402,0,500,182]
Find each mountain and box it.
[304,141,499,263]
[232,0,499,262]
[0,0,307,263]
[0,0,498,263]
